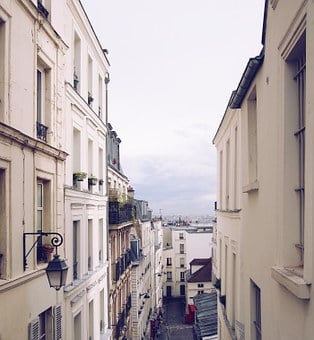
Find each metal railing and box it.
[109,202,133,225]
[36,121,48,142]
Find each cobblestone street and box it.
[157,297,195,340]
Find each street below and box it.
[157,297,195,340]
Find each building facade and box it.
[0,1,112,339]
[0,1,68,339]
[62,0,111,339]
[162,225,212,298]
[214,1,314,339]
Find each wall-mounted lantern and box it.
[23,232,68,291]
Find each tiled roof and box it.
[187,259,212,282]
[193,292,218,339]
[189,258,211,266]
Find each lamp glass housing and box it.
[46,254,68,290]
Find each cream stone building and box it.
[162,225,212,298]
[213,1,314,339]
[0,0,68,339]
[0,0,111,339]
[62,0,111,339]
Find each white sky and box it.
[81,0,265,216]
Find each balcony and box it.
[115,309,126,339]
[109,202,133,225]
[113,249,131,282]
[36,121,48,142]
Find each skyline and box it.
[81,0,265,215]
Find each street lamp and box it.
[23,232,68,291]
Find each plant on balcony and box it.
[73,172,87,182]
[88,175,98,186]
[42,243,54,262]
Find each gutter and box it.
[229,48,264,109]
[212,48,264,144]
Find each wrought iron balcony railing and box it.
[36,121,48,142]
[109,202,133,225]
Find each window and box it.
[179,232,184,240]
[29,306,62,340]
[166,257,172,266]
[88,300,94,340]
[88,219,93,271]
[179,243,184,254]
[0,17,7,122]
[99,219,103,263]
[73,32,81,92]
[251,281,261,340]
[74,312,82,340]
[180,272,185,282]
[247,87,258,185]
[29,308,53,340]
[197,283,204,288]
[100,289,105,334]
[198,290,204,295]
[73,221,79,280]
[226,139,230,210]
[0,168,6,278]
[36,61,51,142]
[37,69,47,141]
[219,150,223,209]
[39,308,53,340]
[88,55,93,106]
[72,127,82,187]
[98,148,104,194]
[180,257,185,268]
[36,180,51,264]
[166,271,172,281]
[293,35,306,261]
[284,30,306,263]
[234,126,238,209]
[98,75,103,117]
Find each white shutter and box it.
[29,319,39,340]
[54,305,62,340]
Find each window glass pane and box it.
[37,210,42,230]
[37,70,42,122]
[37,183,43,207]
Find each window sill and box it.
[242,180,259,193]
[271,266,311,299]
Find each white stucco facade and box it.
[214,1,314,339]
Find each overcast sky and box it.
[81,0,265,217]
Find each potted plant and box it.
[42,243,54,262]
[73,172,87,182]
[88,175,98,186]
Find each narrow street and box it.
[157,297,195,340]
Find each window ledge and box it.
[271,266,311,299]
[242,180,259,193]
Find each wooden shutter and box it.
[54,305,62,340]
[29,319,39,340]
